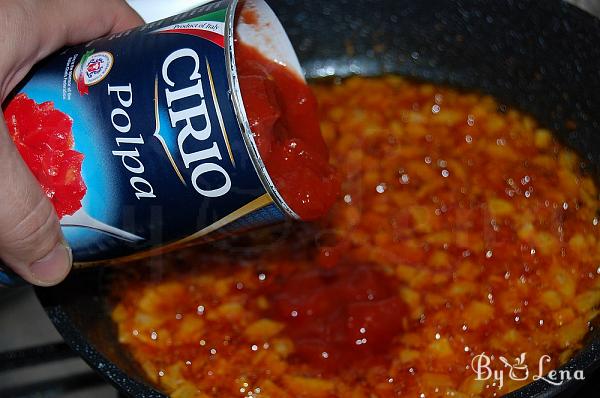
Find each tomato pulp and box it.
[235,40,340,220]
[262,261,407,373]
[4,94,86,218]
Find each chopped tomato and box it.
[4,94,86,218]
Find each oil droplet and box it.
[467,114,475,126]
[376,183,387,193]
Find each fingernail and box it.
[29,242,73,286]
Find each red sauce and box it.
[240,7,259,25]
[262,262,406,373]
[112,77,600,397]
[4,94,86,218]
[235,41,340,220]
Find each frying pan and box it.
[35,0,600,396]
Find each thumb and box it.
[0,120,72,286]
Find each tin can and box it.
[0,0,304,285]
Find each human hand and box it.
[0,0,142,286]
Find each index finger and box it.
[0,0,144,100]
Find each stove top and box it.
[0,287,118,397]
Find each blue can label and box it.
[15,0,286,263]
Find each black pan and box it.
[36,0,600,396]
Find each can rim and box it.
[224,0,301,220]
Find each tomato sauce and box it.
[112,76,600,398]
[4,94,86,218]
[262,262,406,373]
[235,40,340,220]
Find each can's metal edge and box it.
[224,0,301,220]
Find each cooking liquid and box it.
[112,76,600,397]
